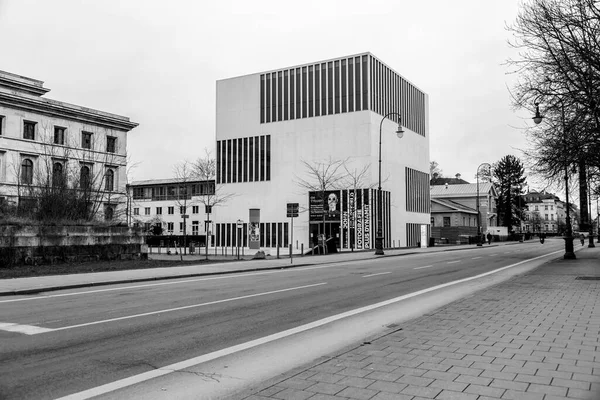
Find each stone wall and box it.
[0,224,147,266]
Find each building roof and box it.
[430,182,496,197]
[431,198,478,214]
[430,177,470,185]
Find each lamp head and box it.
[396,125,405,138]
[532,103,543,124]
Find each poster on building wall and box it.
[249,208,260,249]
[420,225,428,248]
[342,190,348,249]
[309,190,341,222]
[356,189,363,249]
[363,189,371,249]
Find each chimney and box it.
[455,173,461,180]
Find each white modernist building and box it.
[215,53,430,252]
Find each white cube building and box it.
[215,53,430,251]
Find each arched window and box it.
[80,165,90,189]
[105,169,114,191]
[21,159,33,185]
[52,162,64,186]
[104,205,114,221]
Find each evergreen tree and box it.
[492,155,527,232]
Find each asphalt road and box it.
[0,240,564,399]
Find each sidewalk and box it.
[232,246,600,400]
[0,241,519,296]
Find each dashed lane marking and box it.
[362,272,391,278]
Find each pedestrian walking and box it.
[580,234,585,246]
[486,232,492,245]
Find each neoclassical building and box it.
[215,53,430,251]
[0,70,138,220]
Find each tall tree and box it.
[430,161,443,180]
[493,155,527,232]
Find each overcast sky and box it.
[0,0,537,186]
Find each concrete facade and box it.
[520,190,566,234]
[215,53,430,250]
[0,70,138,220]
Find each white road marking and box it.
[413,265,434,270]
[17,283,327,335]
[447,260,461,264]
[362,272,391,278]
[472,257,482,260]
[490,253,498,256]
[56,249,563,400]
[0,322,53,335]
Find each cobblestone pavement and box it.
[235,247,600,400]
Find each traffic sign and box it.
[287,203,299,218]
[181,214,189,219]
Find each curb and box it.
[0,242,524,296]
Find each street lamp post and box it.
[375,112,404,256]
[476,163,491,246]
[587,167,595,247]
[532,99,575,259]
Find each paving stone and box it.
[501,389,545,400]
[454,374,492,386]
[335,386,378,400]
[428,379,468,392]
[447,366,483,377]
[422,370,459,381]
[395,374,434,386]
[244,395,276,400]
[272,388,315,400]
[336,376,376,389]
[366,380,407,394]
[305,381,346,395]
[393,366,428,377]
[375,392,416,400]
[400,384,442,398]
[534,368,572,380]
[551,377,591,390]
[277,377,315,390]
[523,361,558,371]
[363,363,397,373]
[464,383,505,398]
[307,394,349,400]
[258,386,286,396]
[435,389,478,400]
[337,368,373,378]
[480,369,517,381]
[417,362,451,372]
[363,370,403,382]
[527,383,569,396]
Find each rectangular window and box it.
[243,137,248,182]
[289,70,295,120]
[156,207,162,215]
[341,59,347,113]
[238,138,243,182]
[168,206,174,215]
[551,214,554,220]
[277,222,282,248]
[254,135,260,181]
[260,223,265,247]
[327,62,333,115]
[266,135,271,181]
[180,206,186,214]
[106,136,116,153]
[321,63,327,115]
[335,60,340,114]
[133,207,139,215]
[283,70,289,121]
[260,135,265,181]
[348,58,354,112]
[302,66,307,118]
[248,137,254,182]
[271,73,277,122]
[308,65,314,118]
[192,205,199,214]
[272,222,277,247]
[54,127,65,145]
[355,56,361,110]
[443,217,451,227]
[216,140,221,184]
[167,222,174,233]
[265,73,271,123]
[315,64,320,117]
[192,221,199,235]
[260,74,265,124]
[227,139,232,183]
[265,223,271,247]
[545,214,548,220]
[277,71,282,121]
[362,55,369,111]
[231,139,237,183]
[82,131,92,149]
[23,121,36,140]
[180,222,184,232]
[145,207,150,215]
[284,222,289,247]
[295,68,301,119]
[0,115,4,135]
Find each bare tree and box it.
[295,157,348,254]
[192,149,235,259]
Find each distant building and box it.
[429,173,470,186]
[0,70,138,220]
[127,178,215,243]
[430,182,498,242]
[215,53,430,250]
[520,190,570,234]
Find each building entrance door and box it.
[309,222,340,251]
